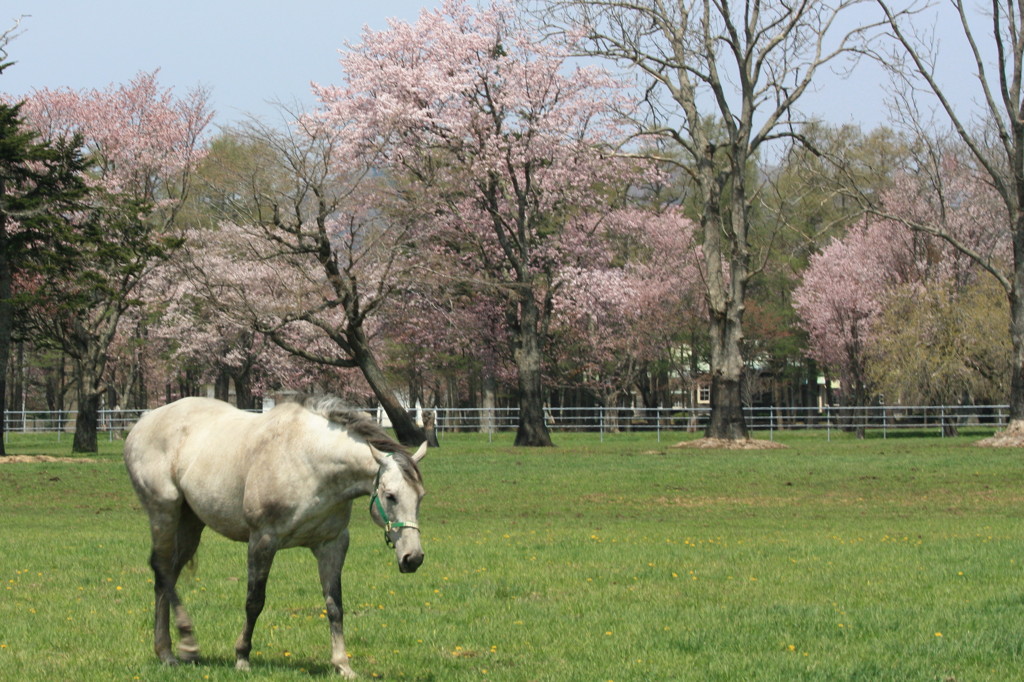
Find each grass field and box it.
[0,429,1021,681]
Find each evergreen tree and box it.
[17,72,210,453]
[0,57,88,456]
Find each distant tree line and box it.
[1,0,1020,452]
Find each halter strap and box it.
[370,455,420,548]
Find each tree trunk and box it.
[214,368,231,402]
[853,379,867,440]
[0,376,6,457]
[423,411,440,448]
[703,311,749,440]
[480,370,497,434]
[126,323,148,410]
[515,364,552,446]
[0,220,11,457]
[1008,282,1024,431]
[72,342,109,454]
[351,333,426,447]
[704,374,748,440]
[44,354,66,412]
[512,298,553,447]
[10,341,22,424]
[697,138,753,443]
[233,365,255,410]
[73,383,100,454]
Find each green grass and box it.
[0,430,1022,680]
[2,430,128,458]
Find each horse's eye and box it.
[385,493,398,504]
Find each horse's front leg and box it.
[234,532,278,671]
[312,531,356,679]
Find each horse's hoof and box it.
[178,645,200,664]
[158,653,179,667]
[235,659,251,672]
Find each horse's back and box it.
[126,396,243,460]
[125,397,256,509]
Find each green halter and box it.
[370,455,420,548]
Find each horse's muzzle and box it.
[399,551,424,573]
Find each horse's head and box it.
[369,442,427,573]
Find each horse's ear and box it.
[412,441,428,463]
[369,444,387,465]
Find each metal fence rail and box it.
[3,404,1010,442]
[2,409,144,442]
[434,404,1010,441]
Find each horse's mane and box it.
[295,395,422,483]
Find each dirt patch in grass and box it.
[975,421,1024,448]
[0,455,97,463]
[672,437,788,450]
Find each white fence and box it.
[433,404,1009,440]
[2,409,144,442]
[3,404,1010,441]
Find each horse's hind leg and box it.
[149,502,204,665]
[171,505,205,662]
[149,508,179,665]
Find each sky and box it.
[1,1,443,125]
[0,1,978,132]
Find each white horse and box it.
[123,395,427,678]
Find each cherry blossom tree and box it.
[544,0,876,441]
[135,267,286,410]
[315,0,645,445]
[865,159,1012,426]
[17,71,211,452]
[796,160,1012,434]
[174,217,382,407]
[871,0,1024,435]
[368,273,514,436]
[553,207,702,419]
[176,115,431,445]
[793,222,893,428]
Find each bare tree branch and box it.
[538,0,873,438]
[0,16,29,65]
